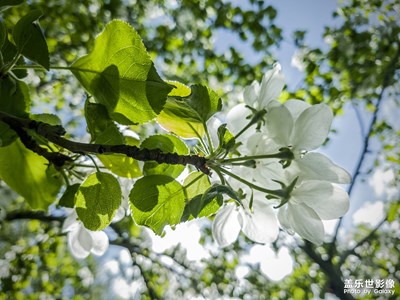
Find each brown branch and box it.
[0,111,210,174]
[329,44,400,257]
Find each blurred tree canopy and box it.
[0,0,399,299]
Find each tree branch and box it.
[0,111,210,174]
[301,241,354,300]
[329,44,400,257]
[338,216,387,266]
[4,210,64,223]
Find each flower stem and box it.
[234,108,266,140]
[1,53,22,74]
[219,151,292,164]
[204,122,214,154]
[213,166,286,198]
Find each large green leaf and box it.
[129,175,185,235]
[12,9,49,70]
[0,139,62,210]
[181,172,222,221]
[140,134,188,178]
[75,172,122,231]
[0,77,30,147]
[156,84,221,138]
[71,20,173,125]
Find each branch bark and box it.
[0,111,210,174]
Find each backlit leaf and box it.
[75,172,122,231]
[0,139,62,210]
[13,9,49,70]
[156,84,221,138]
[71,20,173,125]
[0,77,30,147]
[129,175,185,235]
[181,171,222,221]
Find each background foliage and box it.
[0,0,399,299]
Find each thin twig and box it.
[338,216,387,265]
[329,45,400,256]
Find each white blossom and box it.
[212,198,279,247]
[277,180,349,244]
[243,63,285,110]
[62,210,109,259]
[226,63,284,137]
[249,100,351,184]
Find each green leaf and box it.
[58,184,80,208]
[183,171,211,199]
[84,101,123,144]
[0,0,24,12]
[71,20,173,125]
[1,33,27,78]
[129,175,185,235]
[186,84,221,122]
[13,9,50,70]
[75,172,122,231]
[98,136,142,178]
[156,84,221,138]
[0,139,62,210]
[181,171,222,221]
[140,134,188,178]
[217,124,235,151]
[167,81,191,97]
[156,97,205,138]
[31,113,62,126]
[0,77,30,147]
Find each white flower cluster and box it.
[213,64,351,246]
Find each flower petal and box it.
[295,152,352,183]
[284,99,311,121]
[286,203,325,245]
[277,205,292,231]
[266,105,293,147]
[253,161,285,189]
[212,203,241,247]
[292,104,333,151]
[67,228,90,259]
[226,104,252,136]
[258,63,285,109]
[112,206,126,223]
[247,132,279,155]
[240,200,279,244]
[243,80,260,107]
[292,180,350,220]
[77,225,93,252]
[90,231,109,256]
